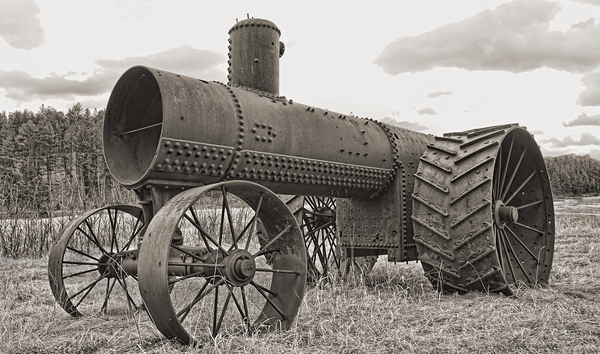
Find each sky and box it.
[1,0,600,159]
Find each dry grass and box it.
[1,211,599,353]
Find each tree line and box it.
[544,154,600,197]
[0,104,135,218]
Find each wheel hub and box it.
[494,200,519,228]
[98,254,125,279]
[223,249,256,286]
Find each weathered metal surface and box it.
[228,18,282,95]
[137,181,306,346]
[337,125,432,261]
[412,124,555,294]
[104,66,396,199]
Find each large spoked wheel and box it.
[48,205,145,317]
[412,125,555,294]
[138,181,306,346]
[291,196,340,283]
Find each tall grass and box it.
[0,210,598,353]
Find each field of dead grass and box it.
[0,210,598,353]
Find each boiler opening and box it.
[104,66,163,186]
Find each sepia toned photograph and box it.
[1,1,598,352]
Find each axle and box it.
[103,246,261,287]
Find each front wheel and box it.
[138,181,307,345]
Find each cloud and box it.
[563,113,600,127]
[529,129,544,135]
[0,45,225,102]
[119,6,156,23]
[374,0,600,75]
[426,91,453,98]
[417,107,436,115]
[380,116,428,131]
[577,71,600,106]
[574,0,600,5]
[542,133,600,148]
[0,0,45,49]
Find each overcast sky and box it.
[1,0,600,159]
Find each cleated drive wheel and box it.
[138,181,307,346]
[48,205,145,317]
[412,124,555,294]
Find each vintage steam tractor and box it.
[48,18,555,345]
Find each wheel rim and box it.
[491,129,555,288]
[138,181,306,345]
[48,205,145,317]
[299,196,339,282]
[413,125,555,294]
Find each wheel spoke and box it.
[169,271,209,285]
[77,225,109,256]
[188,207,212,250]
[224,283,247,328]
[183,213,229,255]
[240,287,251,332]
[66,246,100,262]
[115,276,137,312]
[63,260,107,267]
[498,136,514,200]
[494,227,506,279]
[177,280,210,323]
[303,220,335,238]
[245,193,263,251]
[177,278,223,323]
[221,186,239,250]
[504,226,540,263]
[501,146,527,202]
[71,273,109,304]
[253,225,291,258]
[219,188,227,245]
[500,229,533,283]
[250,280,277,297]
[498,229,517,282]
[255,267,300,275]
[516,200,542,210]
[108,209,120,253]
[214,286,232,337]
[212,285,220,336]
[513,222,544,235]
[251,282,286,319]
[504,170,537,205]
[63,267,98,280]
[120,217,144,252]
[101,278,117,314]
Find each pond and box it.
[554,196,600,215]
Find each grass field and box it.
[1,209,598,353]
